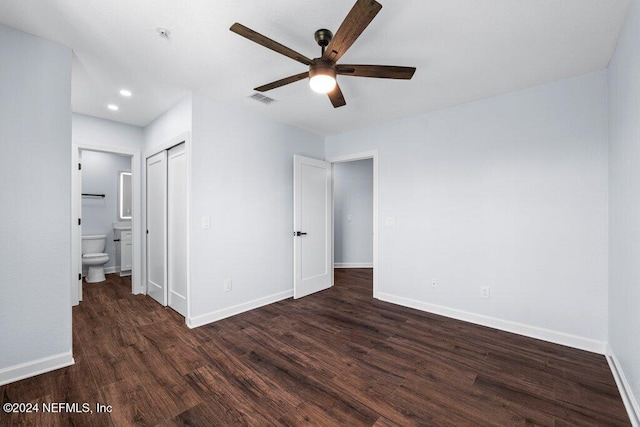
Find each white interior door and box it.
[293,155,332,298]
[167,143,187,316]
[146,151,167,306]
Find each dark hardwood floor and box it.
[0,269,630,426]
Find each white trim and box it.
[170,290,187,316]
[327,150,378,163]
[0,352,74,386]
[606,344,640,426]
[326,149,379,298]
[187,290,293,328]
[334,263,373,268]
[377,292,606,354]
[71,146,81,305]
[185,133,192,323]
[144,132,190,158]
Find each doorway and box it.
[328,150,379,297]
[333,158,374,268]
[292,151,379,300]
[71,144,142,306]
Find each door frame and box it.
[326,150,379,298]
[71,143,142,306]
[144,132,191,321]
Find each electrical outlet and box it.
[224,279,232,292]
[431,279,438,289]
[481,286,490,299]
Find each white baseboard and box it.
[170,290,187,317]
[187,289,293,329]
[377,292,606,354]
[606,344,640,426]
[0,351,74,386]
[334,262,373,268]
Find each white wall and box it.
[73,113,143,151]
[326,71,609,351]
[607,0,640,421]
[333,159,373,267]
[140,93,325,326]
[143,94,192,154]
[142,94,193,299]
[188,93,324,325]
[81,151,131,271]
[0,24,73,381]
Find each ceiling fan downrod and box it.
[314,29,333,56]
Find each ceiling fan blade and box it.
[230,23,313,66]
[328,83,346,108]
[322,0,382,63]
[337,64,416,79]
[254,72,309,92]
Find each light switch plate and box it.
[201,216,211,229]
[347,214,353,222]
[385,217,396,227]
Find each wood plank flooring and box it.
[0,269,630,426]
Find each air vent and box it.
[249,92,276,105]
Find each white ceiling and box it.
[0,0,631,136]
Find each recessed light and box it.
[119,89,132,97]
[107,104,119,111]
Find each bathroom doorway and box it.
[71,144,142,306]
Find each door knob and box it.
[295,231,308,236]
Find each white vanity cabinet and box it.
[114,223,132,276]
[120,230,132,275]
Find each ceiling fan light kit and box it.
[230,0,416,108]
[309,59,337,94]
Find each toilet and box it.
[82,235,110,283]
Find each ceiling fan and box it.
[230,0,416,108]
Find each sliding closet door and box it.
[167,143,187,316]
[146,151,167,306]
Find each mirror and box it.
[118,171,132,220]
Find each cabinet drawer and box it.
[121,230,132,240]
